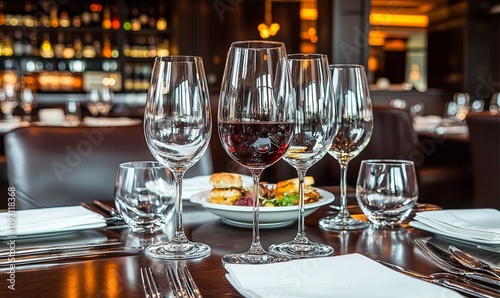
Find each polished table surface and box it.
[0,187,497,298]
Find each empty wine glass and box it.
[20,87,37,121]
[65,99,81,126]
[319,64,373,231]
[218,41,295,264]
[269,54,336,258]
[86,88,100,117]
[143,56,212,260]
[0,85,18,121]
[98,87,113,116]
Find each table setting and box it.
[1,40,499,298]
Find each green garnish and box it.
[260,194,299,206]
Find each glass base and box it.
[222,251,290,264]
[319,215,369,231]
[145,241,211,260]
[269,239,334,258]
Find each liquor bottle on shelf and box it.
[102,5,111,29]
[39,33,54,58]
[102,34,112,59]
[50,6,59,27]
[13,30,24,56]
[82,33,97,58]
[73,35,83,58]
[54,32,65,58]
[60,11,70,28]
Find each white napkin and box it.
[224,253,461,298]
[434,125,468,135]
[410,208,500,244]
[83,117,141,126]
[182,175,253,199]
[0,206,107,238]
[413,115,442,132]
[0,120,29,133]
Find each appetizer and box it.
[208,173,320,207]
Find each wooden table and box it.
[0,187,495,298]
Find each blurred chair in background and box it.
[466,113,500,209]
[5,125,213,209]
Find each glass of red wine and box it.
[218,41,295,264]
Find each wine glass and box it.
[86,89,100,117]
[218,41,295,264]
[0,85,18,121]
[319,64,373,231]
[20,87,37,121]
[98,87,113,116]
[143,55,212,260]
[269,54,336,258]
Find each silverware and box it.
[449,245,500,278]
[141,267,163,298]
[0,240,121,257]
[377,260,500,298]
[166,266,203,298]
[414,239,500,287]
[0,247,143,267]
[93,200,121,218]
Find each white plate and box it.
[190,188,335,228]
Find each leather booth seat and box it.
[466,113,500,209]
[4,125,213,209]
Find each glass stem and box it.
[338,162,351,220]
[172,170,187,243]
[248,169,265,255]
[294,169,308,242]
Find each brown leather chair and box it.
[4,125,213,209]
[466,113,500,209]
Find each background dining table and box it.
[0,186,495,298]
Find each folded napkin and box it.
[413,115,442,132]
[0,206,107,238]
[434,125,468,135]
[182,175,253,199]
[224,253,461,298]
[83,117,141,127]
[410,208,500,244]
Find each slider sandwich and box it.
[208,173,245,205]
[274,176,320,204]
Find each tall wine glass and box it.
[20,87,37,121]
[218,41,295,264]
[86,89,100,117]
[319,64,373,230]
[143,55,212,260]
[269,54,336,258]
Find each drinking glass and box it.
[20,87,37,121]
[356,160,418,227]
[269,54,335,258]
[0,85,18,121]
[218,41,295,264]
[115,161,175,234]
[143,56,212,260]
[65,99,81,126]
[319,64,373,231]
[98,87,113,116]
[86,88,100,117]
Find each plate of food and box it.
[190,173,335,228]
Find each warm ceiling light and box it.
[300,8,318,20]
[370,13,428,28]
[369,31,386,46]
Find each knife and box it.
[93,200,120,218]
[377,260,500,298]
[0,246,143,267]
[0,240,121,257]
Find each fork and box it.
[413,239,500,287]
[140,267,163,298]
[166,266,203,298]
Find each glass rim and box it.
[329,64,365,69]
[288,53,328,60]
[231,40,285,50]
[154,55,202,63]
[119,161,167,169]
[360,159,414,166]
